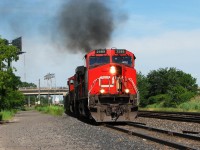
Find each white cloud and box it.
[110,29,200,85]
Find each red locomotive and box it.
[64,48,139,122]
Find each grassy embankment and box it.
[35,96,200,115]
[140,96,200,112]
[0,110,17,121]
[35,105,64,116]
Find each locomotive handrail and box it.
[88,77,140,105]
[88,76,114,95]
[88,78,100,107]
[88,78,99,95]
[128,78,140,105]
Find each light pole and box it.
[38,79,41,104]
[44,73,55,89]
[44,73,55,105]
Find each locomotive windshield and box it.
[112,56,132,66]
[89,56,110,66]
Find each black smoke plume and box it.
[57,0,113,53]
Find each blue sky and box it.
[0,0,200,87]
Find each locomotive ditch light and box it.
[125,89,130,94]
[100,89,105,94]
[110,66,116,74]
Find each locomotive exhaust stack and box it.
[64,48,139,122]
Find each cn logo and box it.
[99,76,115,87]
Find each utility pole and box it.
[24,54,26,82]
[38,79,41,104]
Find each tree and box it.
[19,82,37,88]
[138,68,198,107]
[147,68,198,96]
[0,38,19,70]
[137,72,149,107]
[163,86,195,107]
[0,37,24,110]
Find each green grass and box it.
[139,96,200,112]
[178,96,200,112]
[0,110,17,121]
[139,107,190,112]
[35,105,64,116]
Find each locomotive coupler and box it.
[107,104,123,121]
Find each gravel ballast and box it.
[0,110,198,150]
[134,117,200,134]
[0,110,160,150]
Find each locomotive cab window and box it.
[89,56,110,66]
[112,56,132,66]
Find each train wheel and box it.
[74,101,80,118]
[63,95,68,114]
[69,102,74,114]
[78,101,84,116]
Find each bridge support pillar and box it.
[28,96,30,107]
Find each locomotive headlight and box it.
[100,89,105,94]
[125,89,130,93]
[110,66,116,74]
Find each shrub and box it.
[179,91,195,103]
[164,86,195,107]
[0,113,2,121]
[35,105,64,116]
[178,96,200,111]
[148,94,171,105]
[0,110,15,121]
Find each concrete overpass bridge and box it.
[19,87,68,96]
[19,87,68,106]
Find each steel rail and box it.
[127,122,200,141]
[139,115,200,123]
[105,124,196,150]
[139,111,200,116]
[138,111,200,123]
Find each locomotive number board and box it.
[95,49,107,54]
[115,49,126,54]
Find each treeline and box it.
[137,68,198,108]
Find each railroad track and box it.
[138,111,200,123]
[104,122,200,149]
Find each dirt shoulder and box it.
[0,110,97,150]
